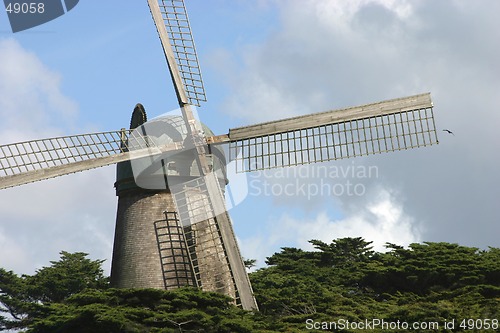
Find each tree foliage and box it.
[28,288,265,333]
[250,238,500,331]
[1,239,499,332]
[0,251,107,331]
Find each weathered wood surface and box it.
[229,93,432,141]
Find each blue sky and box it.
[0,0,499,275]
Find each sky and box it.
[0,0,499,276]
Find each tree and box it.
[250,238,500,331]
[1,253,266,332]
[0,251,107,331]
[28,288,264,333]
[243,259,257,270]
[309,237,375,267]
[27,251,108,303]
[2,239,499,332]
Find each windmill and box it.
[0,0,439,311]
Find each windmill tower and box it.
[0,0,439,311]
[110,104,238,302]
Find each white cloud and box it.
[0,38,116,275]
[0,39,78,140]
[215,0,426,126]
[220,0,500,259]
[0,226,31,271]
[0,168,116,275]
[278,189,420,251]
[240,188,420,268]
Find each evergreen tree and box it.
[1,239,499,332]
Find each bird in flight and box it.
[442,129,455,136]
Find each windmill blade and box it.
[147,0,206,107]
[0,130,183,190]
[169,172,257,310]
[221,93,438,173]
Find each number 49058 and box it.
[6,2,45,14]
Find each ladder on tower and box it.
[154,211,199,289]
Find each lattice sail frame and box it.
[148,0,206,106]
[0,129,183,190]
[228,93,438,173]
[0,131,129,176]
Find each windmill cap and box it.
[115,107,227,195]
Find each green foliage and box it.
[243,258,257,269]
[28,288,264,333]
[1,238,499,332]
[0,251,107,331]
[250,238,500,332]
[27,251,108,303]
